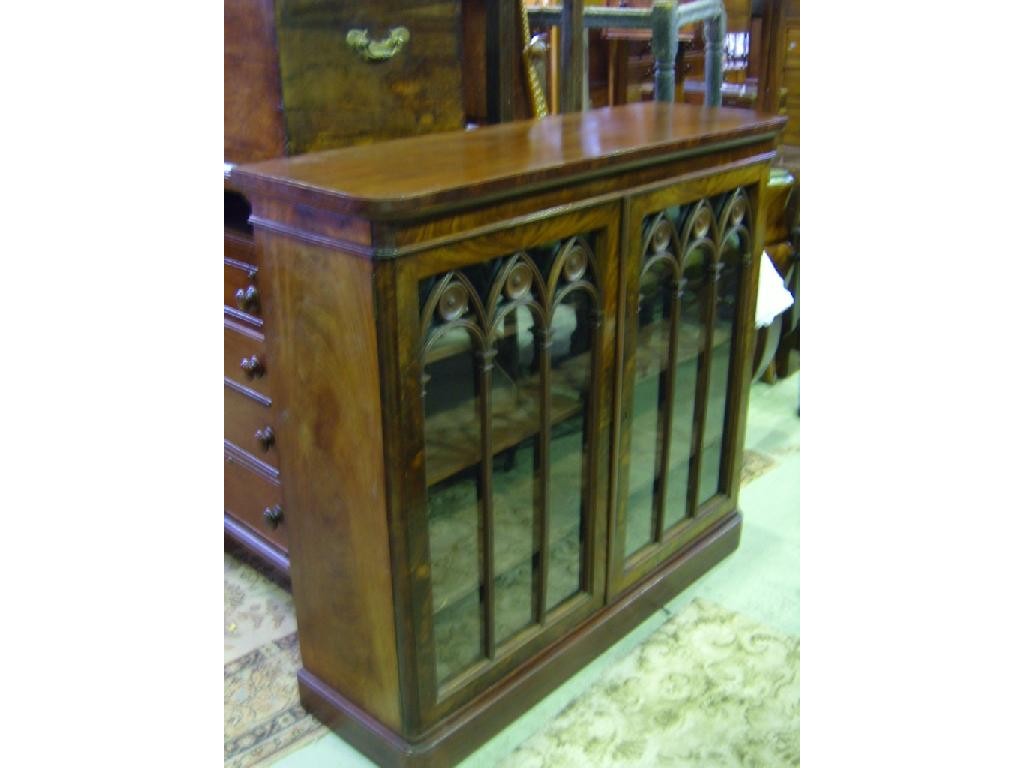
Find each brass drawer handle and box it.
[263,504,284,529]
[240,355,265,379]
[255,426,275,451]
[346,26,410,62]
[234,285,260,313]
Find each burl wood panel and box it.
[235,103,786,219]
[257,233,403,731]
[224,0,287,163]
[274,0,465,155]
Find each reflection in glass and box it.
[663,249,708,529]
[423,326,484,685]
[547,294,592,610]
[624,259,674,557]
[698,230,743,505]
[491,305,542,643]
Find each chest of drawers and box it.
[224,182,289,569]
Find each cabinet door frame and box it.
[608,160,768,598]
[386,201,619,730]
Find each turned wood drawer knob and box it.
[234,285,260,313]
[254,426,275,451]
[240,355,264,379]
[263,504,284,529]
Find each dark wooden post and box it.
[487,0,517,122]
[560,0,585,113]
[755,0,783,114]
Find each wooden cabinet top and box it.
[232,103,786,220]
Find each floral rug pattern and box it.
[224,553,326,767]
[224,633,327,768]
[497,598,800,767]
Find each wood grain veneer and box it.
[257,234,404,731]
[233,103,786,219]
[224,0,287,163]
[232,102,786,766]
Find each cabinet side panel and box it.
[257,232,402,731]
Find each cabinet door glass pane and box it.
[698,231,743,505]
[492,305,543,643]
[423,326,484,685]
[419,234,601,687]
[664,249,708,529]
[547,293,593,610]
[624,260,674,557]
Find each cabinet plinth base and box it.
[297,510,742,768]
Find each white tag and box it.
[754,251,794,328]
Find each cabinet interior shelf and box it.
[424,317,517,365]
[424,350,591,487]
[633,317,731,384]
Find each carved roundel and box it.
[692,206,713,239]
[650,218,674,254]
[504,262,533,299]
[562,243,588,283]
[436,281,469,321]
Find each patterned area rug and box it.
[223,450,779,767]
[497,599,800,767]
[739,449,776,486]
[224,554,326,767]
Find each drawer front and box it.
[224,259,262,320]
[275,0,465,154]
[225,230,257,266]
[225,454,287,551]
[225,385,278,468]
[225,321,272,398]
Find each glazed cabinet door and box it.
[609,166,766,596]
[388,203,618,730]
